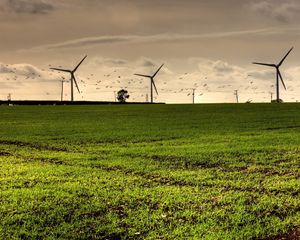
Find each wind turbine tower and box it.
[61,79,64,102]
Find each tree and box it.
[117,89,130,103]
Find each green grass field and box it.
[0,104,300,239]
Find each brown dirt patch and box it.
[265,228,300,240]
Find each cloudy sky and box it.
[1,0,300,103]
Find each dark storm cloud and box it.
[250,0,300,23]
[1,0,55,14]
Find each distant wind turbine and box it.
[50,55,87,102]
[134,64,164,103]
[253,47,293,103]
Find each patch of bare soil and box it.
[265,228,300,240]
[0,140,67,152]
[0,151,11,156]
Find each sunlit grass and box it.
[0,104,300,239]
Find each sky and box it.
[1,0,300,103]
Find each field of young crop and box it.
[0,104,300,239]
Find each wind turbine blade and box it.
[73,55,87,72]
[134,74,151,78]
[278,70,287,90]
[278,47,293,67]
[152,64,164,78]
[252,62,276,67]
[72,74,80,93]
[152,79,158,95]
[50,68,71,73]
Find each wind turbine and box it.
[253,47,293,103]
[50,55,87,102]
[134,64,164,103]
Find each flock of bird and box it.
[1,47,299,103]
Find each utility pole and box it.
[234,90,239,103]
[61,80,64,102]
[270,92,273,102]
[192,89,195,104]
[114,91,116,102]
